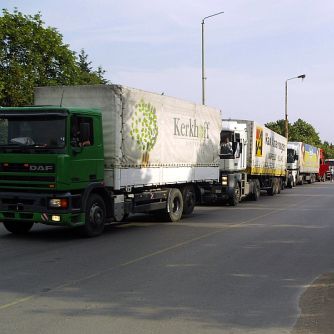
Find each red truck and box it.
[318,149,328,181]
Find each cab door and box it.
[69,115,99,188]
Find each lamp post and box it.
[284,74,306,139]
[201,11,224,105]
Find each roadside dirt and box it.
[292,273,334,334]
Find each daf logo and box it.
[29,165,54,172]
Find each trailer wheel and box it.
[181,185,196,216]
[80,194,106,237]
[267,183,275,196]
[3,221,34,234]
[277,179,281,194]
[281,179,285,190]
[165,188,183,222]
[229,184,240,206]
[251,180,260,201]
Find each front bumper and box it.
[0,191,85,227]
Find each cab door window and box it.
[71,116,93,147]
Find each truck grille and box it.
[0,175,55,182]
[0,163,55,173]
[0,163,56,189]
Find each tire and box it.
[114,213,129,222]
[281,179,285,190]
[80,194,106,237]
[267,179,275,196]
[229,184,240,206]
[181,185,196,216]
[277,179,281,194]
[251,180,260,201]
[3,221,34,234]
[164,188,183,222]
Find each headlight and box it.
[49,198,68,208]
[222,176,228,186]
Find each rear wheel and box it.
[3,221,34,234]
[80,194,106,237]
[277,179,281,194]
[267,179,276,196]
[251,180,260,201]
[165,188,183,222]
[181,185,196,216]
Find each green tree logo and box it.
[130,99,159,166]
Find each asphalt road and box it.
[1,182,334,334]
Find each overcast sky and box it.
[2,1,334,142]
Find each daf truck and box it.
[0,85,222,236]
[218,119,288,205]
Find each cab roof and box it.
[0,106,101,117]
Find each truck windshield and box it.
[0,116,66,153]
[325,159,334,167]
[287,149,296,163]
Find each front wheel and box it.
[229,184,241,206]
[80,194,106,237]
[3,221,34,234]
[181,185,196,216]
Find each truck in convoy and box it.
[318,148,328,182]
[325,158,334,180]
[287,142,320,186]
[0,85,222,236]
[218,119,287,205]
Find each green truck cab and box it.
[0,106,109,236]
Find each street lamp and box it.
[284,74,306,139]
[201,11,224,105]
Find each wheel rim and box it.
[90,203,104,227]
[172,197,180,213]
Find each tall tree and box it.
[76,49,109,85]
[321,141,334,159]
[265,119,286,137]
[265,118,321,146]
[0,9,108,106]
[289,118,321,146]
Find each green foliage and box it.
[130,100,158,153]
[265,118,321,146]
[0,8,108,106]
[266,118,334,158]
[321,142,334,159]
[290,119,321,146]
[264,120,285,137]
[0,119,8,144]
[76,49,109,85]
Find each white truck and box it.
[287,142,320,186]
[218,119,288,205]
